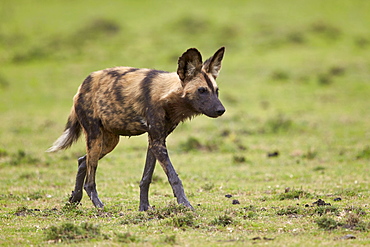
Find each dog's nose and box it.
[216,108,225,116]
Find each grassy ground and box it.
[1,0,370,246]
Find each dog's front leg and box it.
[139,147,156,211]
[146,109,193,209]
[150,137,193,209]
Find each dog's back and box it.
[74,67,177,136]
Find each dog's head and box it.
[177,47,226,118]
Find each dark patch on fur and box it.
[201,71,215,92]
[121,68,140,77]
[84,117,102,150]
[80,75,93,93]
[83,74,93,84]
[75,95,93,118]
[113,83,125,103]
[75,94,101,143]
[139,70,168,108]
[106,70,120,77]
[113,68,140,102]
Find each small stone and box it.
[252,237,261,240]
[267,151,279,158]
[313,199,326,206]
[232,199,240,205]
[340,234,356,240]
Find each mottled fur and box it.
[48,47,226,210]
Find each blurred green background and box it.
[0,0,369,178]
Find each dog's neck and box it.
[163,92,200,125]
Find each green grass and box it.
[1,0,370,246]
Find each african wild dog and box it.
[47,47,226,211]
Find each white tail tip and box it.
[46,129,70,153]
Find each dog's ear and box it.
[177,48,203,84]
[202,47,225,78]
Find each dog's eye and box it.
[198,87,208,94]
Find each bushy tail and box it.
[46,108,82,152]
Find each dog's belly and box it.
[101,113,148,136]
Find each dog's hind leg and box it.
[69,155,87,204]
[69,132,119,206]
[84,131,119,208]
[83,134,104,208]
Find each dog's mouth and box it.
[204,108,226,118]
